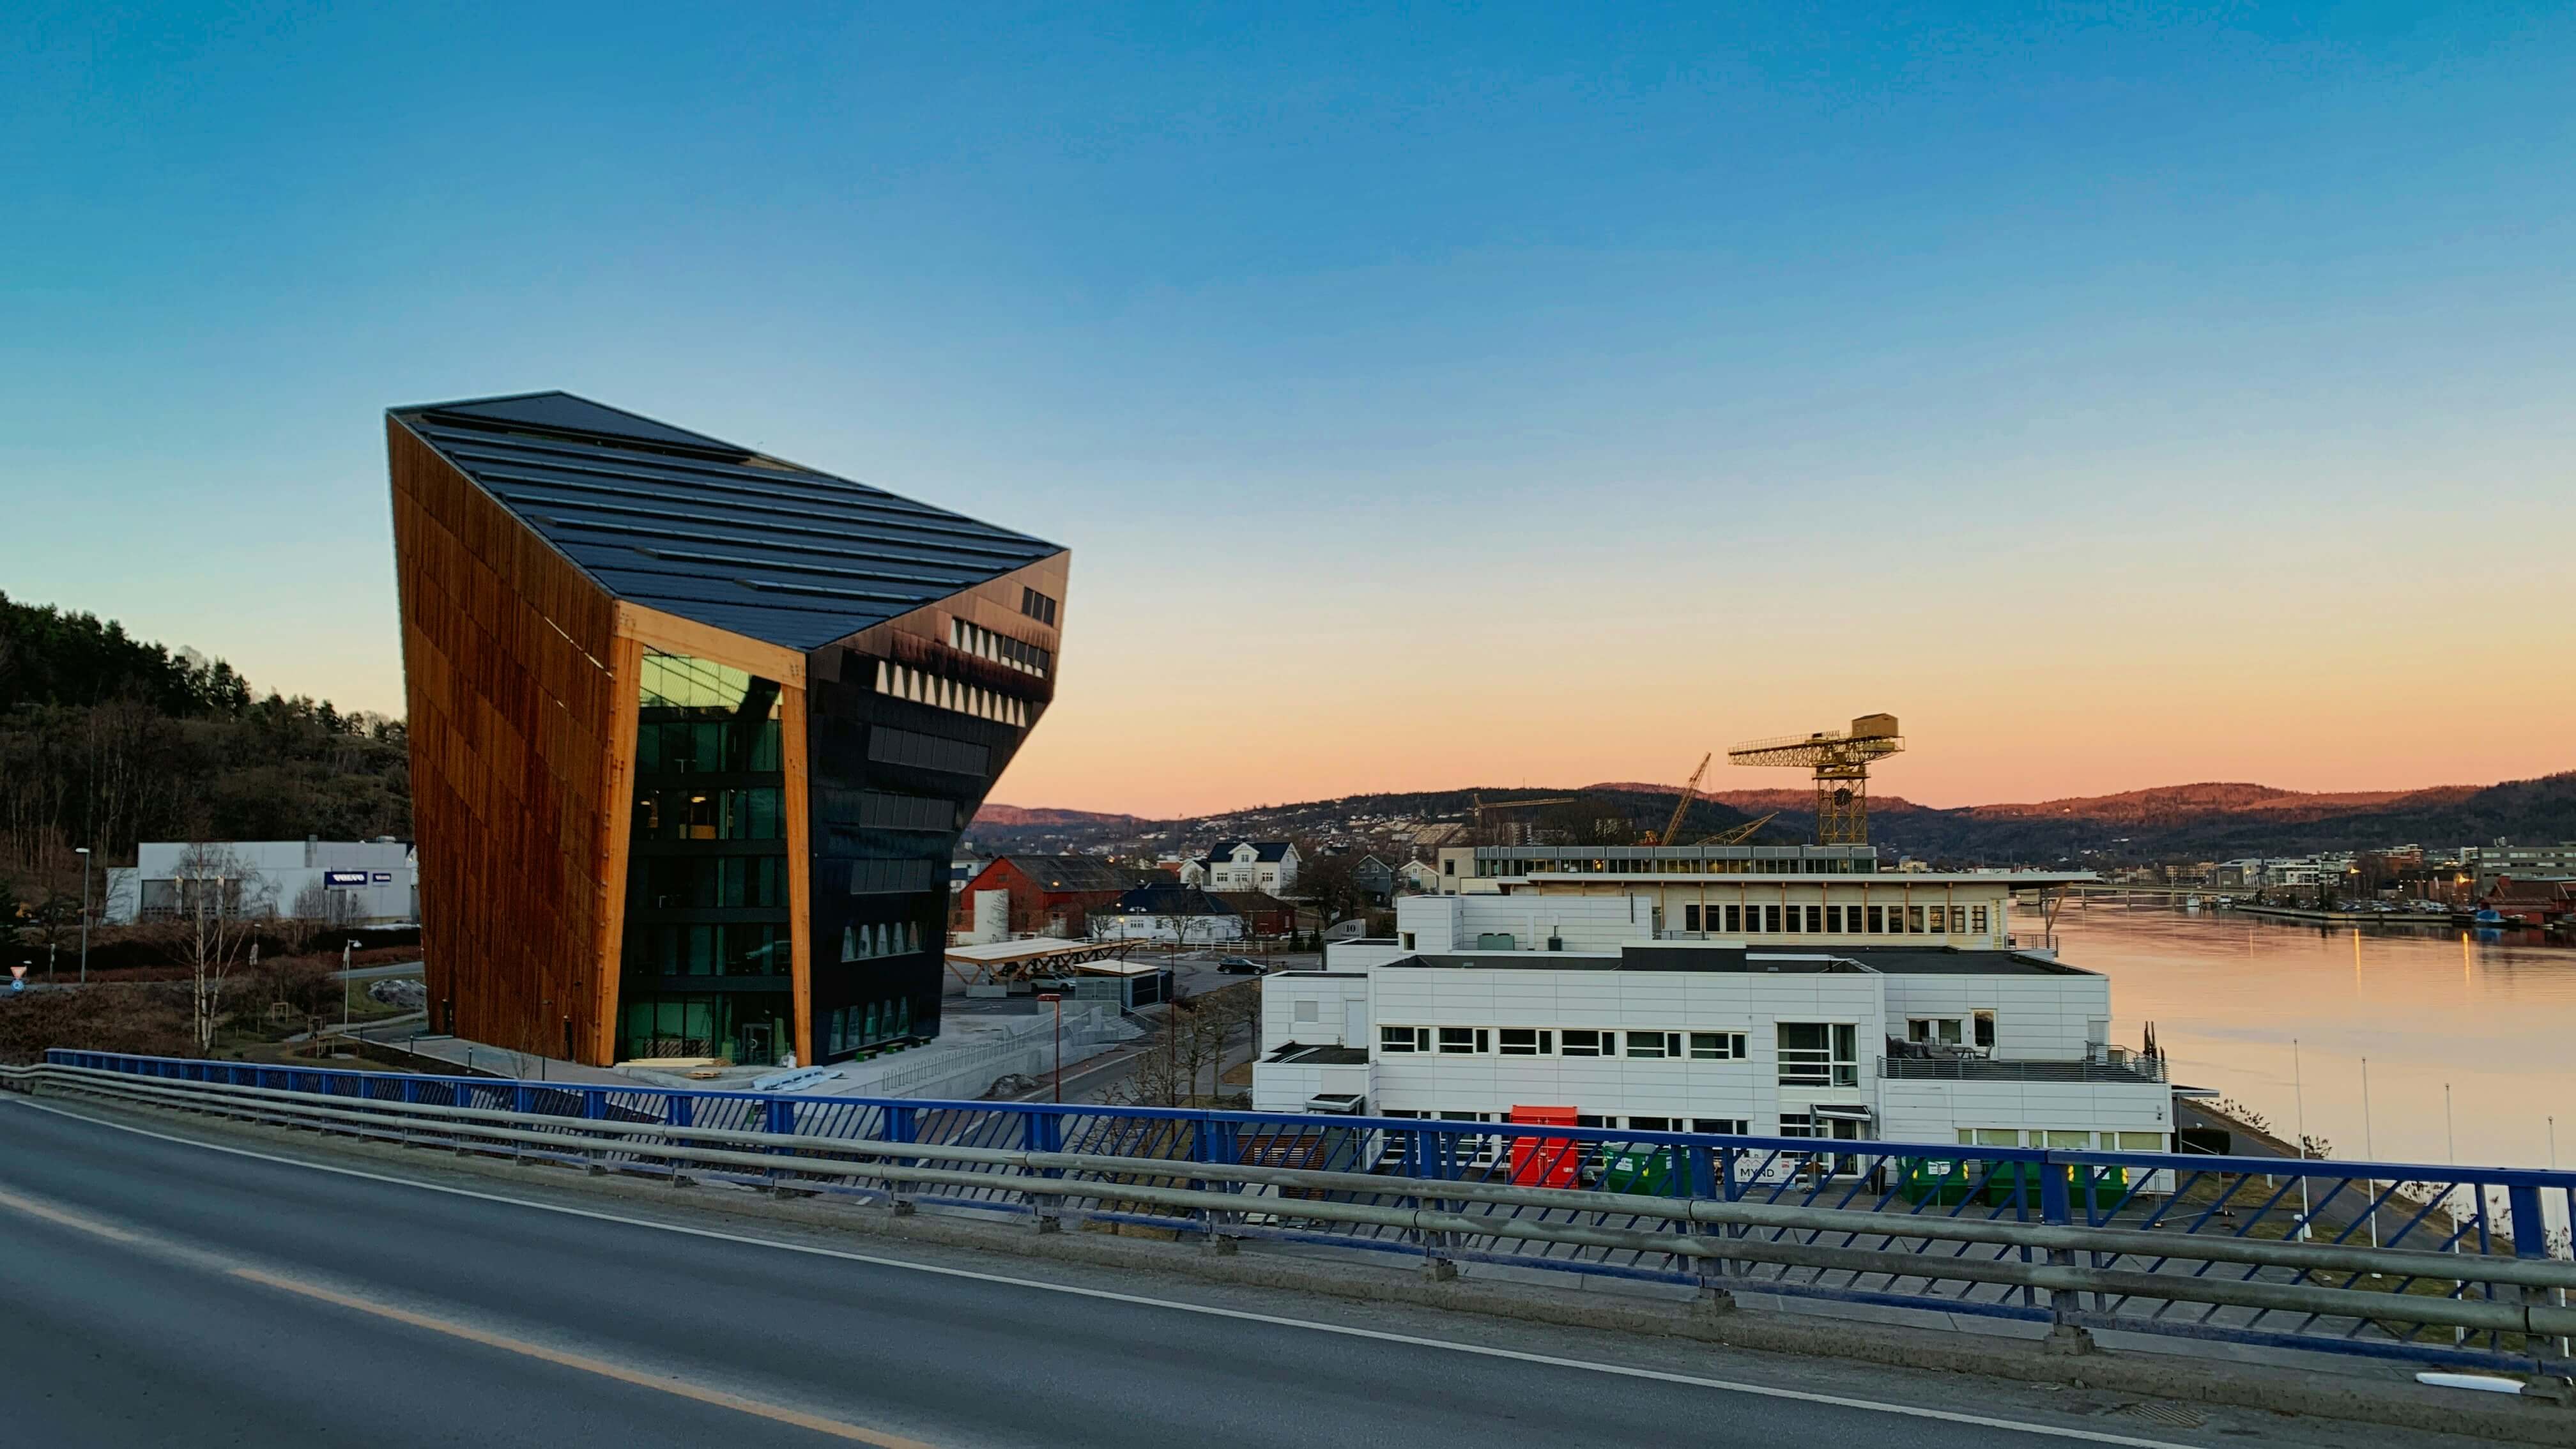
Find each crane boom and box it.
[1655,753,1712,846]
[1698,811,1777,847]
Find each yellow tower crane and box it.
[1651,753,1712,846]
[1726,714,1905,845]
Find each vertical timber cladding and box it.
[386,420,620,1062]
[804,551,1070,1064]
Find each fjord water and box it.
[2014,903,2576,1173]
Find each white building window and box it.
[1498,1028,1552,1056]
[1379,1025,1428,1054]
[1689,1031,1747,1061]
[1906,1017,1965,1047]
[1293,999,1321,1024]
[1690,1117,1749,1135]
[1435,1027,1488,1055]
[1777,1022,1859,1087]
[1560,1029,1607,1057]
[1624,1031,1681,1059]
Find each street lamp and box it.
[75,847,91,985]
[1038,992,1063,1102]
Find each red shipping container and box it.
[1508,1105,1581,1187]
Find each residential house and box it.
[1353,854,1396,905]
[1209,890,1297,937]
[1092,884,1244,946]
[1199,840,1301,894]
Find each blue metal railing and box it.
[38,1048,2576,1376]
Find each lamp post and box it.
[75,847,91,985]
[1038,992,1062,1103]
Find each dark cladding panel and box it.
[866,725,990,777]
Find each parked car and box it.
[1215,956,1265,974]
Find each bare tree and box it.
[174,843,267,1054]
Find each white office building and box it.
[1254,850,2174,1160]
[102,838,420,927]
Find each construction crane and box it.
[1650,753,1712,846]
[1726,714,1905,845]
[1470,792,1579,845]
[1698,811,1777,847]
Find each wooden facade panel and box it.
[389,418,622,1064]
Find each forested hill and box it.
[0,592,410,882]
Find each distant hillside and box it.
[970,803,1142,828]
[1967,781,2481,824]
[971,770,2576,866]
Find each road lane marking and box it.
[12,1097,2198,1448]
[0,1181,939,1448]
[0,1186,144,1243]
[229,1267,937,1448]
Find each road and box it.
[0,1096,2364,1449]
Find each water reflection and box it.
[2019,903,2575,1170]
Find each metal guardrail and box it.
[17,1048,2576,1377]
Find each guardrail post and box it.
[2039,1158,2094,1354]
[2507,1183,2551,1371]
[885,1104,917,1214]
[1193,1116,1239,1252]
[1414,1128,1457,1281]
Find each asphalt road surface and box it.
[0,1096,2446,1449]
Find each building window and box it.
[1974,1011,1996,1049]
[1625,1116,1673,1131]
[1683,904,1701,931]
[1379,1025,1428,1054]
[1560,1029,1607,1057]
[1292,999,1321,1025]
[1498,1028,1552,1056]
[1949,906,1966,933]
[1689,1031,1747,1060]
[1691,1117,1748,1135]
[1784,904,1802,933]
[1436,1027,1488,1055]
[1761,905,1781,933]
[1778,1112,1817,1139]
[1972,905,1989,933]
[1908,1017,1964,1046]
[1020,586,1059,625]
[1865,905,1883,934]
[1723,904,1742,933]
[1777,1022,1860,1087]
[1625,1031,1680,1059]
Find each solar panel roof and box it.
[391,392,1064,651]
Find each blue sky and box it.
[5,3,2571,812]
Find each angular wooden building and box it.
[387,392,1066,1066]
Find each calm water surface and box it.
[2017,903,2576,1172]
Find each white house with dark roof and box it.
[1195,839,1300,894]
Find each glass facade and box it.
[617,652,793,1062]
